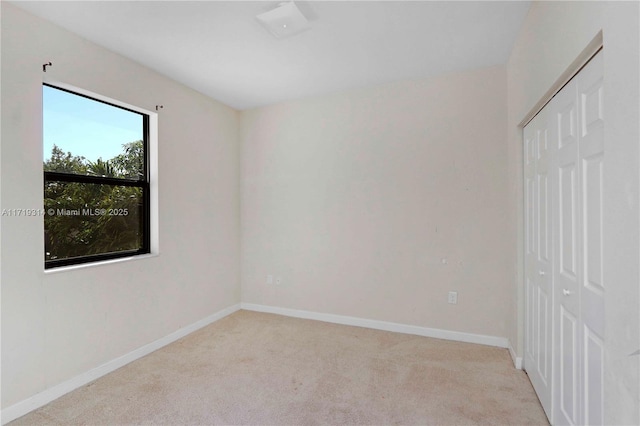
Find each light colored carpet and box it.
[10,310,549,425]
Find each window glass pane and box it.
[44,182,144,262]
[43,84,149,268]
[43,85,145,180]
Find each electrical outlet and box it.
[448,291,458,304]
[266,275,273,284]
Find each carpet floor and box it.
[10,310,549,425]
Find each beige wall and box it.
[1,3,240,408]
[241,65,510,339]
[507,1,639,423]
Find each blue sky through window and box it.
[43,85,143,163]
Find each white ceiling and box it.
[12,1,531,110]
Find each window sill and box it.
[44,253,159,275]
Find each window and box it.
[43,84,150,268]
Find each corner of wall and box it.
[508,339,523,370]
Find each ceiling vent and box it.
[256,2,311,39]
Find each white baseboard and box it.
[0,303,241,425]
[508,340,523,369]
[241,303,509,349]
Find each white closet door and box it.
[525,50,604,425]
[524,105,553,418]
[577,51,604,426]
[552,51,605,426]
[553,75,581,426]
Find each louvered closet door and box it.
[524,104,553,418]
